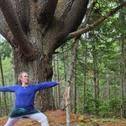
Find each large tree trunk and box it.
[11,0,56,110]
[0,0,89,111]
[13,49,54,111]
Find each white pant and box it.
[4,112,49,126]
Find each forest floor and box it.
[0,109,126,126]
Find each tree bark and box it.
[120,39,126,118]
[92,42,99,115]
[83,42,88,113]
[67,39,79,113]
[13,51,55,111]
[119,0,126,118]
[104,72,110,100]
[0,56,8,114]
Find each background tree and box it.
[119,0,126,118]
[0,40,13,116]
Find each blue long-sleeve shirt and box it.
[0,81,58,110]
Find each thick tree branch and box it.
[0,10,15,47]
[63,0,89,33]
[60,0,74,21]
[0,0,36,60]
[47,0,89,54]
[15,0,30,34]
[66,2,126,40]
[37,0,58,25]
[0,29,14,47]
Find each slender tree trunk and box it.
[74,64,77,114]
[56,54,61,108]
[83,42,88,113]
[63,39,79,126]
[53,55,57,109]
[69,39,79,113]
[0,56,8,114]
[103,71,110,100]
[119,0,126,118]
[53,54,60,109]
[120,37,126,118]
[64,87,71,126]
[71,39,79,114]
[62,47,67,81]
[92,43,99,115]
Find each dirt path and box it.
[0,110,126,126]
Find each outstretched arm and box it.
[0,85,17,92]
[34,81,59,91]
